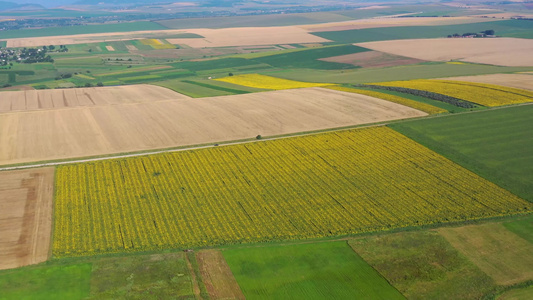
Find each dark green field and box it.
[312,19,533,43]
[503,215,533,243]
[156,12,353,29]
[390,105,533,202]
[252,45,367,70]
[223,241,405,299]
[0,21,168,39]
[263,64,533,85]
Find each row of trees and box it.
[357,84,477,108]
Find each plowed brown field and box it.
[0,167,54,270]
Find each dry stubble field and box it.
[166,26,328,48]
[0,84,188,113]
[0,167,54,270]
[356,38,533,67]
[439,74,533,91]
[439,223,533,285]
[0,87,427,165]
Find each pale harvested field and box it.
[105,45,115,51]
[167,26,329,48]
[301,16,499,32]
[439,74,533,91]
[0,87,426,165]
[197,250,245,300]
[439,223,533,285]
[356,38,533,67]
[4,26,328,48]
[0,84,188,113]
[0,167,54,270]
[320,50,424,68]
[4,29,197,48]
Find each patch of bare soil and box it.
[0,167,55,270]
[197,250,245,300]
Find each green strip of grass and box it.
[153,80,235,98]
[182,79,251,94]
[261,64,533,84]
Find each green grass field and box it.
[153,79,236,97]
[390,105,533,202]
[503,215,533,243]
[261,63,533,84]
[498,285,533,300]
[0,264,92,300]
[0,21,168,39]
[0,253,194,300]
[312,20,533,43]
[171,58,261,72]
[156,12,353,29]
[54,57,103,67]
[223,241,405,299]
[349,231,495,299]
[251,45,367,70]
[181,79,267,94]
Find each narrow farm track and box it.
[0,102,531,172]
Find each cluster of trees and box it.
[358,85,477,108]
[447,29,495,38]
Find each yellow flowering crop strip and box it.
[53,127,531,257]
[326,86,447,114]
[371,79,533,107]
[140,39,163,46]
[215,74,330,90]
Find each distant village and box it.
[0,45,68,66]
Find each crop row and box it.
[52,127,531,257]
[370,80,533,107]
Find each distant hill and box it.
[74,0,177,4]
[0,1,45,10]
